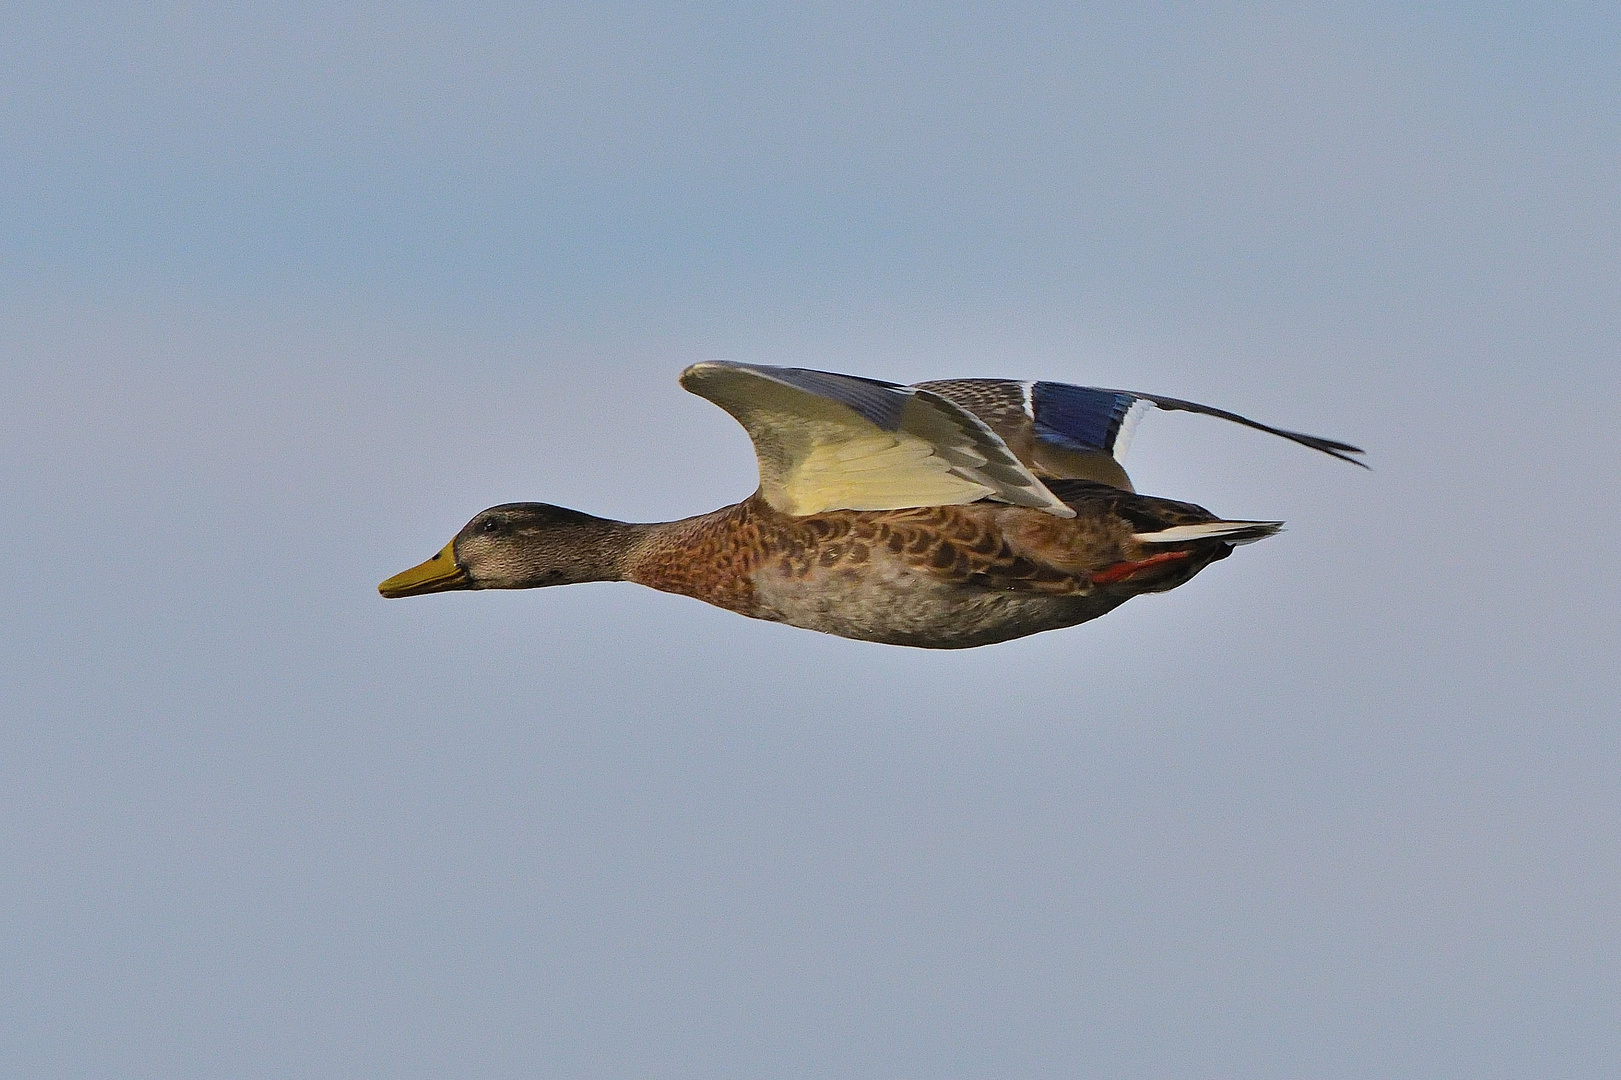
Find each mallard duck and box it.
[380,362,1363,648]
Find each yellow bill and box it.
[378,540,468,598]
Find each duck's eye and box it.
[480,519,501,533]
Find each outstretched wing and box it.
[680,362,1074,517]
[917,378,1366,491]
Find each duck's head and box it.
[378,503,638,598]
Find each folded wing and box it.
[680,362,1074,517]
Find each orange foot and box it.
[1091,550,1191,585]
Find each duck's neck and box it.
[538,514,660,586]
[589,518,662,582]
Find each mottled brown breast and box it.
[625,499,772,614]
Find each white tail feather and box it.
[1133,520,1283,546]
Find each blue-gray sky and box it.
[3,4,1618,1077]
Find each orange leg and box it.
[1091,550,1191,585]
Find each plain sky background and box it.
[3,4,1618,1078]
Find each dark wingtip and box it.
[1135,392,1369,469]
[1287,432,1370,469]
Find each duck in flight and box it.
[380,362,1363,648]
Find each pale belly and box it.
[747,559,1129,649]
